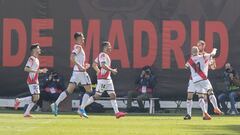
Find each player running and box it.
[79,41,127,119]
[51,32,93,117]
[14,43,48,117]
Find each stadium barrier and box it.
[0,98,239,114]
[72,97,160,114]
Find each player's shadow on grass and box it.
[188,124,240,135]
[32,116,86,120]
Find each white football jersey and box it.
[25,56,39,84]
[94,52,111,79]
[72,44,85,71]
[186,53,211,83]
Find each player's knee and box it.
[84,85,92,92]
[110,96,116,100]
[187,96,193,100]
[109,93,116,100]
[85,91,92,96]
[187,95,193,100]
[93,94,100,100]
[66,90,72,95]
[67,83,76,93]
[32,95,39,103]
[198,93,204,99]
[85,89,92,93]
[207,89,214,95]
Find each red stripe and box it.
[27,73,39,84]
[97,70,110,79]
[188,58,207,80]
[97,53,111,79]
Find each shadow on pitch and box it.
[187,124,240,135]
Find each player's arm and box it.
[24,66,47,73]
[92,62,100,75]
[101,62,118,75]
[70,53,86,71]
[209,58,216,70]
[210,48,217,57]
[208,48,217,70]
[185,62,190,69]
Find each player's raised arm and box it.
[207,48,217,70]
[209,58,216,70]
[210,48,217,57]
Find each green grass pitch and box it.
[0,113,240,135]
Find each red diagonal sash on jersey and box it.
[188,58,207,80]
[97,54,111,79]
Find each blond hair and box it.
[191,46,199,56]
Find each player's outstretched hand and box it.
[211,48,217,56]
[111,68,118,75]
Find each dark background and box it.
[1,0,240,99]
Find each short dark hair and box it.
[101,41,110,49]
[30,43,40,51]
[74,32,84,40]
[198,40,205,45]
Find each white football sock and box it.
[80,93,90,109]
[24,102,35,115]
[209,95,218,109]
[18,96,32,104]
[199,98,206,113]
[83,96,95,108]
[55,91,67,106]
[205,100,208,112]
[111,100,119,114]
[186,100,193,116]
